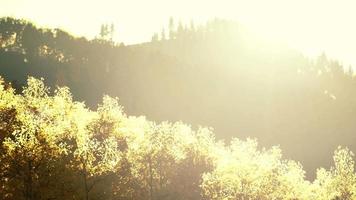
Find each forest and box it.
[1,16,356,199]
[0,76,356,200]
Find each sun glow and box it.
[2,0,356,67]
[2,1,356,199]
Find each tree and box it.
[312,147,356,200]
[176,21,184,39]
[100,24,109,39]
[168,17,175,40]
[161,28,166,41]
[110,23,115,41]
[190,19,195,32]
[99,23,115,42]
[69,96,122,200]
[21,23,42,60]
[0,77,73,200]
[151,33,159,42]
[201,138,311,200]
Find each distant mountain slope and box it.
[0,17,355,177]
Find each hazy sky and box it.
[1,0,356,67]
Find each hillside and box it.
[1,17,355,177]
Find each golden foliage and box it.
[0,76,356,200]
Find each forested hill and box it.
[0,17,355,176]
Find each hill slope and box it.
[0,17,355,176]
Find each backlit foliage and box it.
[1,77,356,200]
[3,17,356,177]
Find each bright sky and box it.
[1,0,356,67]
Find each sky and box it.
[1,0,356,68]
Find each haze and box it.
[2,0,356,68]
[3,1,356,198]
